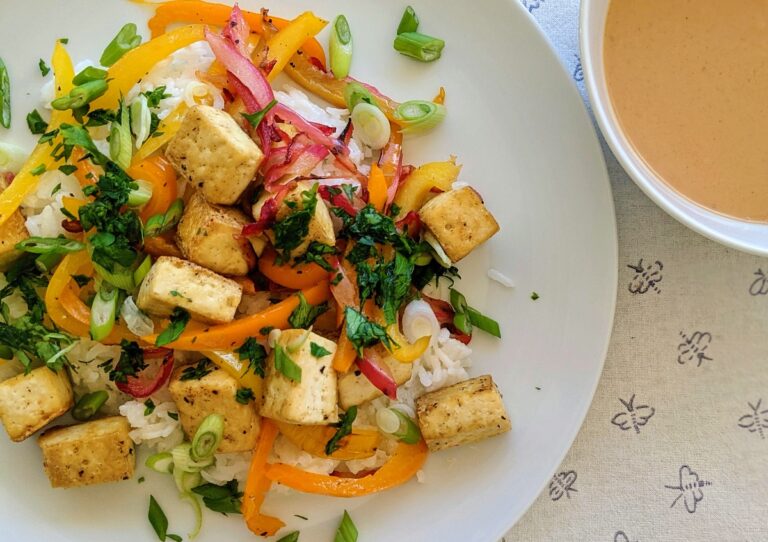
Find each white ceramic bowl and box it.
[580,0,768,256]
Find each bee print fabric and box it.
[505,2,768,541]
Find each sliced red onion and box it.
[357,349,397,399]
[223,4,251,56]
[242,197,278,237]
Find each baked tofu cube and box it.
[338,357,412,410]
[168,363,260,453]
[0,367,73,442]
[258,182,336,259]
[415,375,511,452]
[136,256,242,324]
[261,330,338,425]
[418,186,500,262]
[0,176,30,270]
[176,191,256,276]
[38,416,135,488]
[165,105,264,205]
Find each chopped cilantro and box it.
[147,495,182,542]
[355,252,414,324]
[295,241,336,272]
[288,291,328,329]
[50,182,62,196]
[26,109,47,134]
[169,290,191,302]
[144,398,156,416]
[531,291,540,300]
[85,108,117,127]
[38,59,50,77]
[235,387,255,404]
[109,340,147,384]
[236,337,267,378]
[272,184,319,260]
[325,406,357,455]
[142,86,170,108]
[344,306,393,354]
[138,476,145,484]
[259,326,274,336]
[168,412,179,421]
[242,98,278,128]
[179,358,213,381]
[310,342,332,358]
[192,480,243,515]
[274,345,302,382]
[58,164,78,176]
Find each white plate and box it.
[0,1,616,540]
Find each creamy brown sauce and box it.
[604,1,768,221]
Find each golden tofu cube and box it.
[415,375,511,452]
[38,416,135,488]
[165,105,264,205]
[0,367,73,442]
[257,182,335,259]
[261,330,338,425]
[418,186,500,262]
[338,357,412,410]
[168,363,260,453]
[0,176,30,270]
[136,256,242,324]
[176,191,256,276]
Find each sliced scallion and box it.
[350,102,390,150]
[376,407,421,444]
[397,6,420,35]
[334,510,358,542]
[0,57,10,128]
[171,442,214,473]
[90,282,118,341]
[144,198,184,237]
[100,23,142,67]
[72,390,109,421]
[109,103,132,169]
[394,32,445,62]
[146,451,174,474]
[393,100,446,134]
[343,82,376,112]
[190,413,224,461]
[130,95,151,149]
[133,255,152,286]
[72,66,107,86]
[330,15,353,80]
[127,179,153,207]
[16,236,85,255]
[50,79,108,110]
[34,252,63,273]
[466,307,501,338]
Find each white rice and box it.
[487,268,515,288]
[119,399,184,452]
[270,434,339,475]
[66,339,132,415]
[21,170,85,238]
[201,452,252,486]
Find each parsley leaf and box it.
[242,99,278,128]
[288,291,328,329]
[57,123,110,165]
[274,345,302,382]
[325,406,357,455]
[192,480,243,515]
[310,342,332,358]
[180,358,213,381]
[144,398,156,415]
[109,340,147,384]
[531,291,540,300]
[272,184,319,261]
[142,86,170,108]
[58,164,78,175]
[155,307,190,347]
[38,59,50,77]
[147,495,183,542]
[26,109,47,135]
[295,241,336,272]
[343,205,416,262]
[344,306,393,354]
[235,387,255,404]
[236,337,267,378]
[85,108,117,127]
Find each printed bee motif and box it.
[573,55,584,82]
[749,268,768,296]
[677,331,713,367]
[737,399,768,440]
[549,470,578,501]
[627,259,663,294]
[520,0,544,13]
[614,532,637,542]
[664,465,712,513]
[611,394,655,434]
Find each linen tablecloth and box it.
[505,2,768,541]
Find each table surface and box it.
[505,2,768,541]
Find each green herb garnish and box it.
[334,510,358,542]
[148,495,183,542]
[192,480,243,515]
[325,406,357,455]
[274,344,302,382]
[236,337,267,377]
[26,109,47,134]
[288,291,329,329]
[235,387,255,404]
[310,342,332,358]
[344,306,393,354]
[38,59,51,77]
[242,98,278,128]
[179,358,213,381]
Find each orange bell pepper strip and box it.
[91,25,206,110]
[274,421,380,461]
[332,327,358,373]
[0,41,73,228]
[145,0,327,66]
[71,148,100,187]
[266,440,428,497]
[242,420,285,537]
[433,87,446,105]
[265,12,327,82]
[142,281,330,350]
[367,164,388,211]
[127,155,178,221]
[257,248,328,290]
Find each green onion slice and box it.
[133,254,152,286]
[144,198,184,237]
[16,236,85,255]
[0,57,10,128]
[334,510,358,542]
[72,66,108,86]
[466,307,501,338]
[330,15,353,80]
[145,451,174,474]
[171,442,214,473]
[100,23,142,67]
[397,6,420,35]
[127,179,153,207]
[191,413,224,461]
[34,252,64,274]
[109,103,132,169]
[274,344,302,382]
[393,32,445,62]
[72,390,109,421]
[343,82,376,112]
[393,100,446,134]
[90,282,118,341]
[376,407,421,444]
[350,102,390,150]
[51,79,108,111]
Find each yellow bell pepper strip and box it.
[274,421,380,461]
[266,439,428,497]
[0,41,73,228]
[61,196,87,220]
[392,159,462,220]
[142,281,330,351]
[386,324,431,363]
[204,349,262,395]
[132,102,188,163]
[367,163,388,211]
[242,419,285,537]
[144,0,327,66]
[90,25,205,110]
[126,155,178,221]
[257,247,328,290]
[332,326,358,373]
[266,12,327,82]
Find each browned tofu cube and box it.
[418,186,500,262]
[0,176,29,270]
[176,191,256,276]
[338,357,412,410]
[415,375,510,452]
[168,363,260,453]
[136,256,242,324]
[165,105,264,205]
[0,367,73,442]
[38,416,135,488]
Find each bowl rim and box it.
[579,0,768,257]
